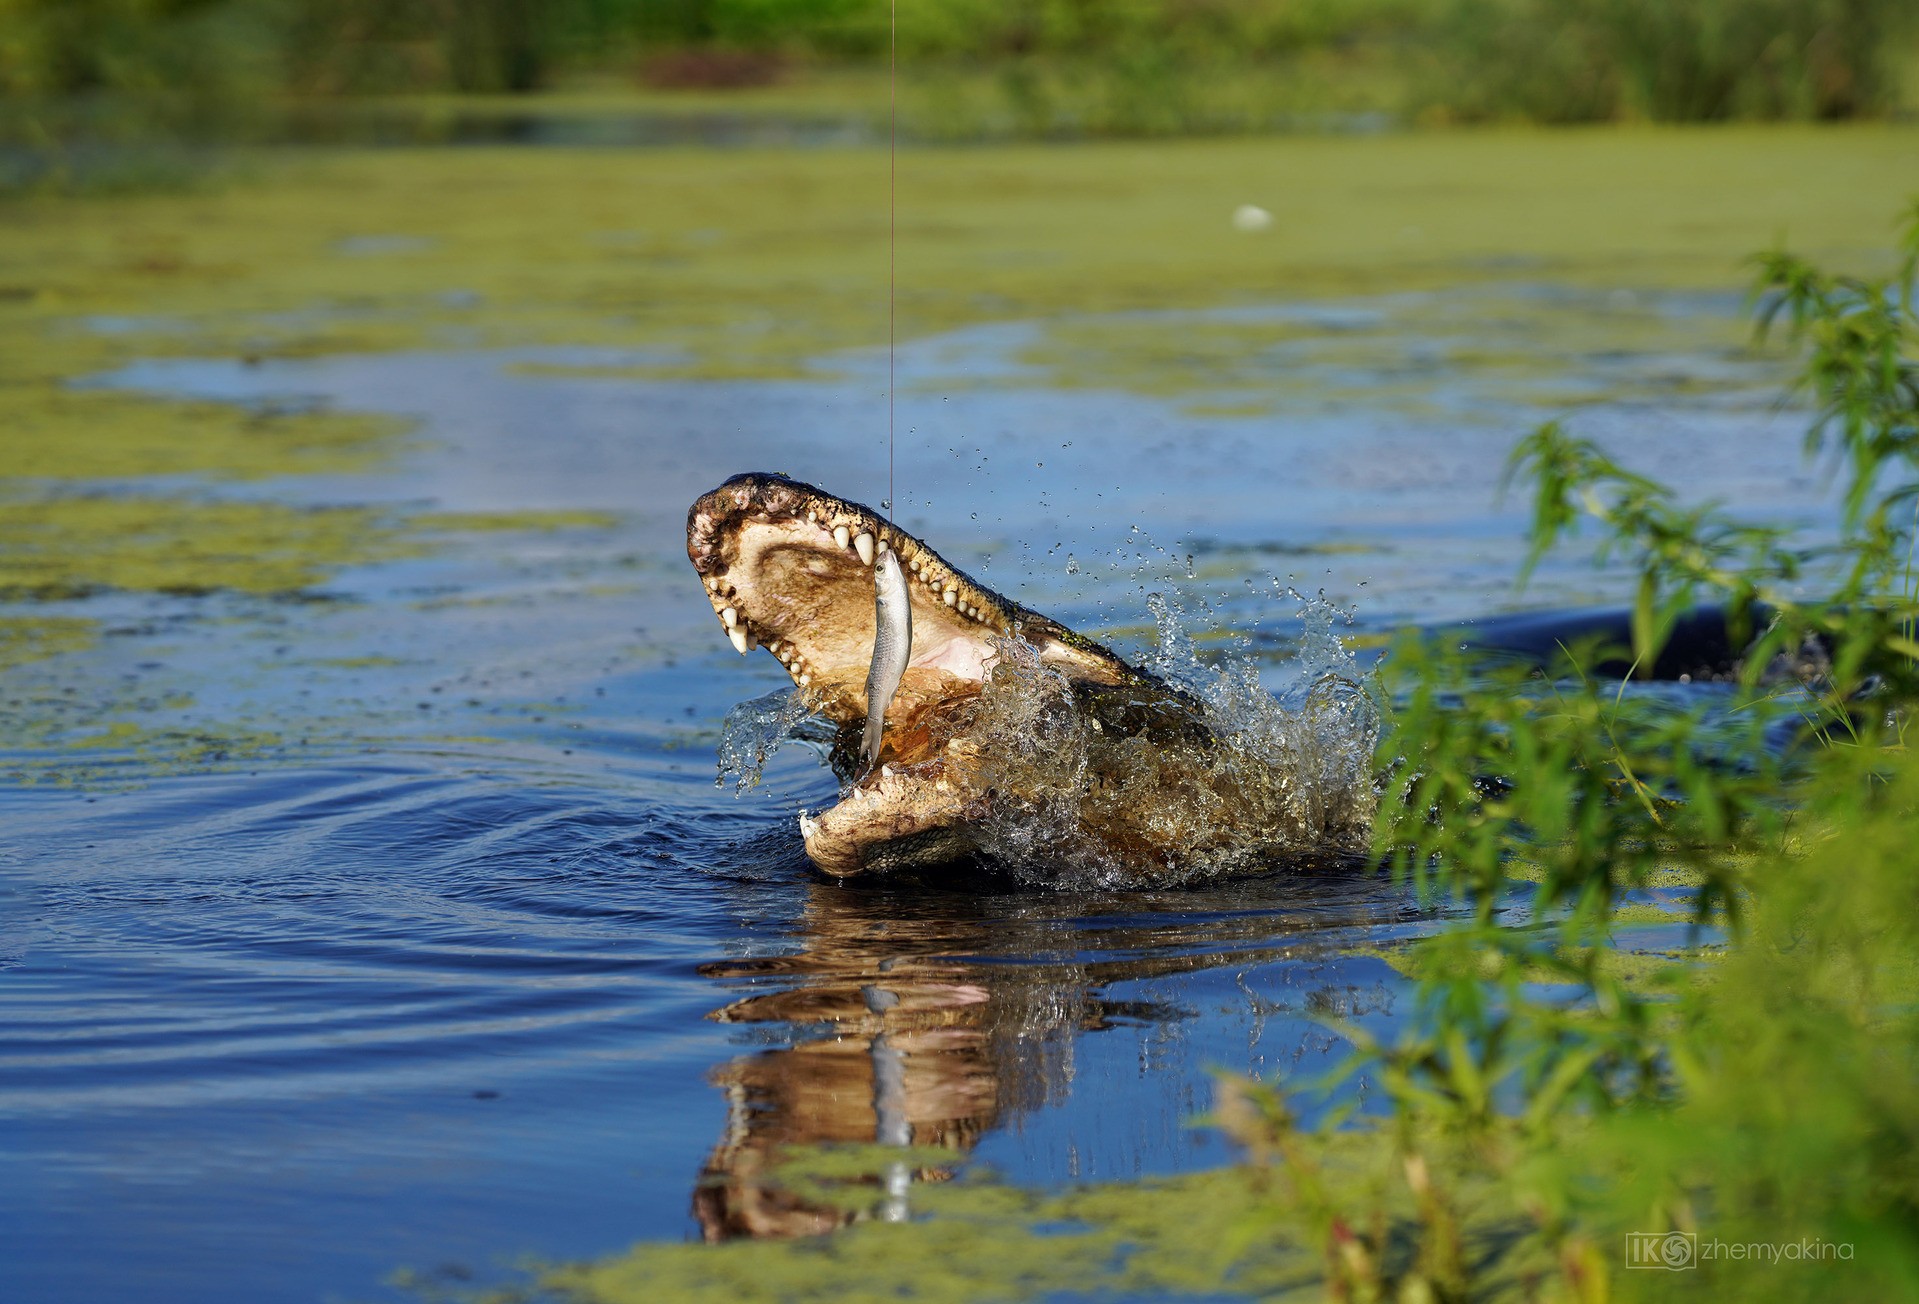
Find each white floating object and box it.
[1232,204,1273,233]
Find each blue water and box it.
[1,286,1827,1302]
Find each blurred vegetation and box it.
[0,0,1914,185]
[1416,0,1916,122]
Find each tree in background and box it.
[1426,0,1913,122]
[0,0,1912,122]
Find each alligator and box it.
[687,473,1758,881]
[693,472,1373,880]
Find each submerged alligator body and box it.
[688,473,1753,880]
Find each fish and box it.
[860,546,913,776]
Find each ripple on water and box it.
[1,761,805,1115]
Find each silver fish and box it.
[860,547,913,775]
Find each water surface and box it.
[2,285,1826,1301]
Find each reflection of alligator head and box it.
[692,876,1405,1241]
[688,473,1377,879]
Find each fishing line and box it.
[888,0,897,524]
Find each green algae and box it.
[0,495,620,608]
[0,720,305,788]
[417,1123,1545,1304]
[1181,400,1278,418]
[418,509,624,535]
[0,494,418,599]
[506,358,820,383]
[1015,285,1773,402]
[0,615,96,668]
[537,1158,1325,1304]
[7,383,405,481]
[4,128,1915,388]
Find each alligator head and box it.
[688,473,1377,880]
[688,472,1167,875]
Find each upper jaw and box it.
[686,473,1133,727]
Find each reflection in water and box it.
[692,872,1412,1240]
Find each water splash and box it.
[961,589,1380,888]
[716,592,1381,886]
[716,688,829,794]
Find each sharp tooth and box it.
[798,811,819,838]
[798,673,811,687]
[944,589,958,606]
[720,607,738,628]
[854,532,875,565]
[728,627,749,655]
[834,525,851,550]
[881,764,894,777]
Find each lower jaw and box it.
[798,759,983,876]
